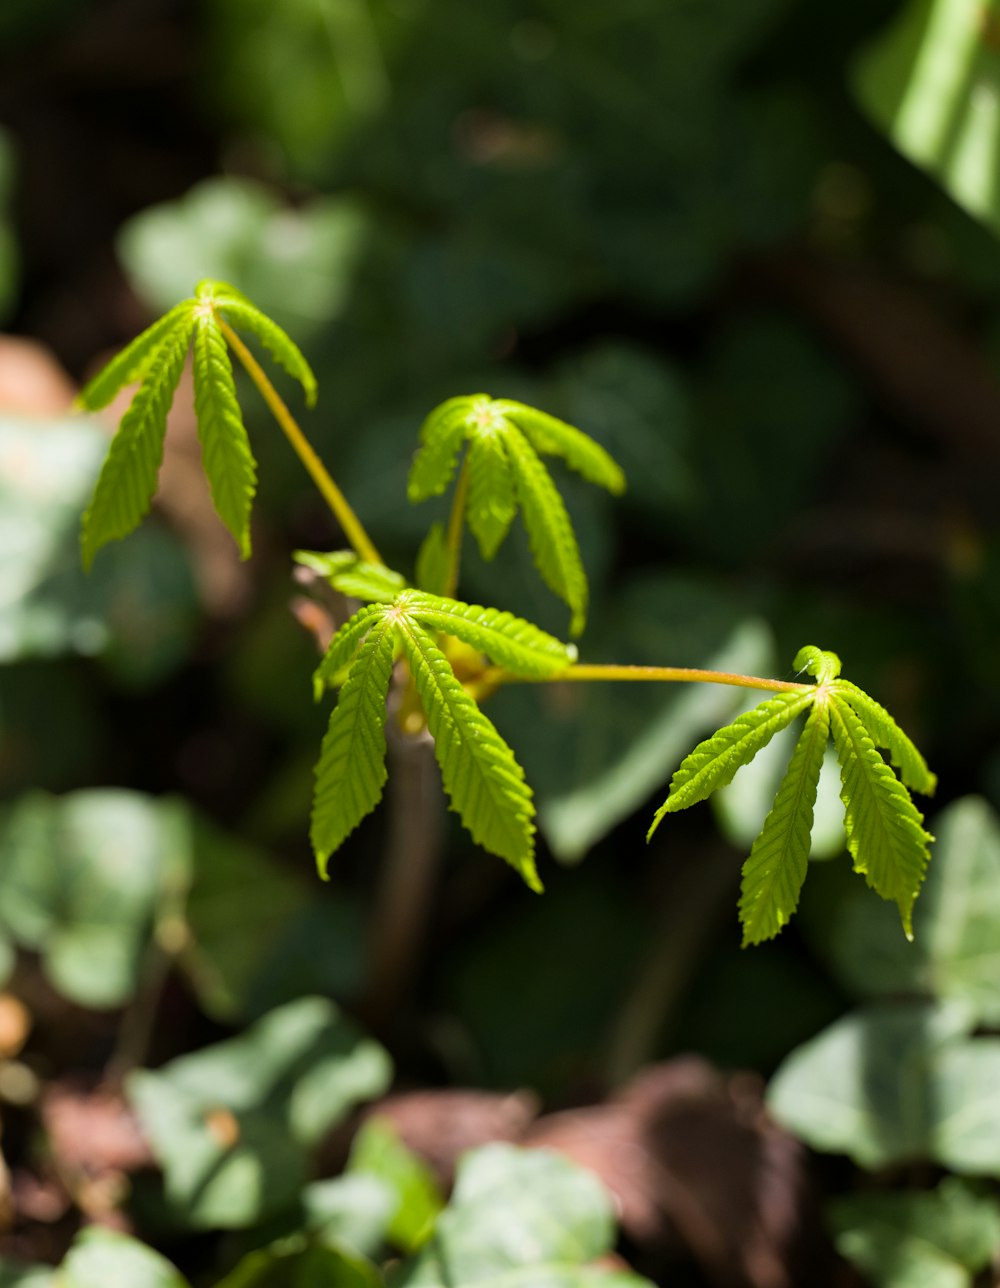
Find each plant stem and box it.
[488,663,814,694]
[442,456,470,599]
[219,319,383,566]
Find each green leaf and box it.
[192,313,257,559]
[396,1144,652,1287]
[59,1227,189,1288]
[466,432,517,559]
[0,1259,53,1287]
[830,1178,1000,1288]
[407,398,474,503]
[294,549,407,604]
[80,315,194,568]
[832,679,937,796]
[829,797,1000,1023]
[648,690,814,832]
[207,285,318,407]
[212,1236,382,1288]
[829,695,933,939]
[504,422,588,636]
[766,999,974,1169]
[128,996,391,1228]
[793,643,841,683]
[414,523,450,596]
[495,399,626,495]
[303,1174,398,1260]
[311,615,396,877]
[313,604,387,698]
[739,701,830,946]
[76,302,194,412]
[404,591,576,678]
[348,1117,444,1253]
[397,620,540,890]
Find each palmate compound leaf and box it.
[407,395,625,636]
[311,614,396,877]
[648,645,937,944]
[647,690,816,835]
[829,694,933,940]
[79,279,318,568]
[739,702,830,946]
[309,592,573,887]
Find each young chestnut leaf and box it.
[649,646,936,945]
[407,395,625,635]
[78,279,316,568]
[310,590,576,888]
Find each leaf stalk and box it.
[218,318,383,566]
[489,662,815,694]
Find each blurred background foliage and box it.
[3,0,1000,1284]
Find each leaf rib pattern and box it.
[311,616,396,876]
[313,603,387,698]
[465,432,517,559]
[648,691,815,836]
[405,593,575,677]
[407,399,473,502]
[829,696,933,938]
[81,318,194,568]
[831,679,937,795]
[739,702,830,945]
[398,620,540,890]
[76,303,194,411]
[495,400,626,494]
[214,298,318,407]
[193,315,257,558]
[503,422,588,636]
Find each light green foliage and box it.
[128,996,392,1227]
[407,395,624,635]
[347,1117,444,1253]
[830,1178,1000,1288]
[0,1260,53,1288]
[213,1237,381,1287]
[78,281,316,567]
[58,1227,189,1288]
[396,1144,653,1288]
[311,592,574,888]
[294,549,407,605]
[414,522,450,597]
[650,646,936,944]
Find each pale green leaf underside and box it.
[466,432,517,559]
[293,549,407,604]
[650,690,815,833]
[740,702,830,946]
[313,603,387,698]
[495,399,626,494]
[311,617,396,874]
[829,696,933,939]
[504,422,588,636]
[407,399,472,501]
[832,679,937,795]
[192,315,257,559]
[397,620,539,890]
[81,317,194,568]
[76,302,194,412]
[404,591,575,678]
[213,296,318,407]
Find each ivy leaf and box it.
[396,619,540,890]
[831,679,937,796]
[739,702,830,946]
[311,615,396,876]
[403,591,576,678]
[407,394,624,635]
[648,690,814,833]
[829,695,933,939]
[192,313,257,559]
[81,315,194,569]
